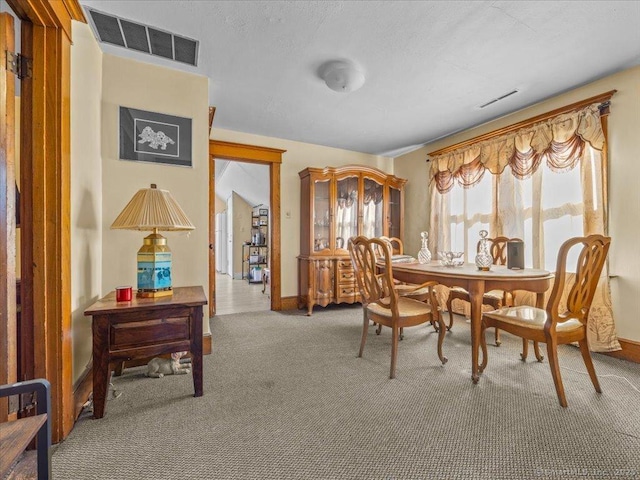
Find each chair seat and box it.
[484,306,583,333]
[449,286,502,301]
[368,296,433,319]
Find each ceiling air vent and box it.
[87,8,199,67]
[478,89,519,109]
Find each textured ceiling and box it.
[80,0,640,157]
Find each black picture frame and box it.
[119,106,192,167]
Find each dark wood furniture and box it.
[481,235,611,407]
[84,286,207,419]
[0,379,51,480]
[298,165,406,315]
[386,262,554,384]
[349,236,446,378]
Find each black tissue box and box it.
[507,240,525,269]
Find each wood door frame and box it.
[5,0,86,442]
[209,140,285,315]
[0,12,17,423]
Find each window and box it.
[427,96,619,352]
[446,150,592,271]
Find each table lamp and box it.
[111,184,194,298]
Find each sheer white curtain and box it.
[428,103,619,352]
[362,199,383,238]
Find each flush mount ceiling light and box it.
[319,60,365,93]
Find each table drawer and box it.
[110,316,190,351]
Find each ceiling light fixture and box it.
[319,60,365,93]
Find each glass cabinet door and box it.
[362,178,384,238]
[388,186,402,239]
[335,175,359,251]
[312,178,331,253]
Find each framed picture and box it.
[119,106,192,167]
[259,208,268,215]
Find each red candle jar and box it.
[115,286,133,302]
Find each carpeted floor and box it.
[52,305,640,479]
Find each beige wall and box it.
[230,192,252,278]
[70,22,103,382]
[101,55,210,324]
[210,128,393,297]
[395,65,640,343]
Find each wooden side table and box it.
[84,286,207,419]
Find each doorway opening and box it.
[208,140,285,318]
[214,160,270,315]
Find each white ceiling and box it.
[215,160,270,209]
[79,0,640,157]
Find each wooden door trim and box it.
[0,12,17,422]
[6,0,86,442]
[209,140,285,313]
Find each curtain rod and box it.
[426,90,616,159]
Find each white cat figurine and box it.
[146,351,191,378]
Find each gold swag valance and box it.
[429,102,606,193]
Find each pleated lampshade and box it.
[111,184,194,231]
[111,184,194,298]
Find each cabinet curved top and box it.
[298,164,407,186]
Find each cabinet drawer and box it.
[337,269,355,283]
[337,260,352,269]
[337,286,358,297]
[110,316,190,351]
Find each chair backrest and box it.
[348,236,397,313]
[477,236,522,266]
[546,234,611,325]
[376,236,404,255]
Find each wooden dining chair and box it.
[479,234,611,407]
[373,236,440,339]
[446,236,522,347]
[348,236,447,378]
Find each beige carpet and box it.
[52,305,640,479]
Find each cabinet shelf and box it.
[245,207,269,284]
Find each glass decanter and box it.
[475,230,493,271]
[418,231,432,264]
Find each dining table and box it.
[387,261,554,383]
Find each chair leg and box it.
[533,341,544,362]
[435,311,448,365]
[390,326,399,379]
[428,312,440,332]
[358,310,369,358]
[375,323,382,335]
[520,339,529,361]
[494,328,501,347]
[545,338,568,408]
[446,296,454,331]
[400,327,404,341]
[578,339,602,394]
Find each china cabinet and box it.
[298,165,407,315]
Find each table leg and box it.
[467,279,484,384]
[92,316,111,419]
[191,306,204,397]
